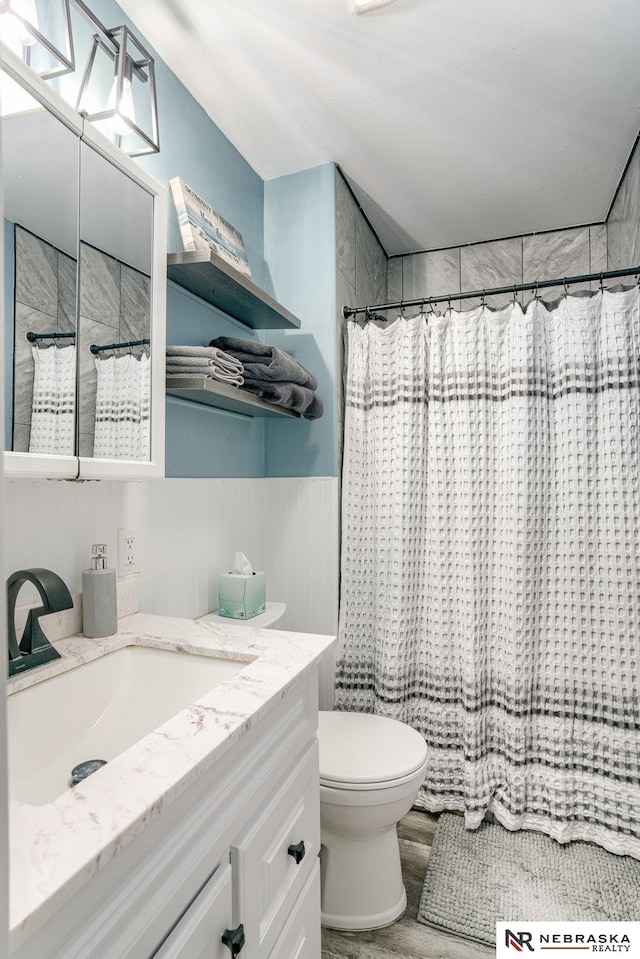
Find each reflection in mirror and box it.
[78,141,153,461]
[1,68,79,455]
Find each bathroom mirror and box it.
[77,141,153,461]
[2,48,166,479]
[1,64,81,463]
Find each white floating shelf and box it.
[166,377,301,419]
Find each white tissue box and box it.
[218,571,266,620]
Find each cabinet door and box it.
[2,52,81,478]
[153,861,234,959]
[232,743,320,958]
[268,864,321,959]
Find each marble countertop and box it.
[8,613,335,949]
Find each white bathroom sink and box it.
[7,645,246,806]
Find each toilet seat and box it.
[318,711,427,790]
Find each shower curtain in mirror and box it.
[335,288,640,858]
[29,344,76,455]
[93,352,151,460]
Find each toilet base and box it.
[321,887,407,931]
[319,819,408,931]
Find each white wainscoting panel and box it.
[4,479,142,604]
[4,476,339,700]
[139,477,339,638]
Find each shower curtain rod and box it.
[342,265,640,319]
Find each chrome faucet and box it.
[7,568,73,677]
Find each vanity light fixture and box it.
[75,20,159,156]
[349,0,399,13]
[0,0,75,78]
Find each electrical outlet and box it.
[117,527,141,576]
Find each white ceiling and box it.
[117,0,640,255]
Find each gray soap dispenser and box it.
[82,544,117,638]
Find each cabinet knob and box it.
[287,840,306,864]
[221,923,245,958]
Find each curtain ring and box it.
[481,290,486,307]
[447,296,452,313]
[534,281,540,300]
[563,277,569,296]
[512,283,518,305]
[599,272,605,292]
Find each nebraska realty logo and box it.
[497,923,640,957]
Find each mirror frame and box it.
[2,46,166,480]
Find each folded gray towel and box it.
[167,369,244,385]
[241,379,323,420]
[166,354,244,374]
[166,345,243,373]
[210,336,318,390]
[166,370,244,388]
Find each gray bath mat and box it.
[418,812,640,946]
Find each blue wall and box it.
[35,1,339,479]
[164,283,265,478]
[263,164,338,478]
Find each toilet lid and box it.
[318,711,428,785]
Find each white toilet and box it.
[318,710,428,931]
[201,604,427,929]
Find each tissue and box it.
[218,552,266,620]
[232,551,252,576]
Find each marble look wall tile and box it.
[15,228,57,318]
[355,214,387,307]
[78,432,93,458]
[523,227,590,281]
[402,248,461,301]
[523,226,590,300]
[387,257,402,301]
[120,265,151,344]
[79,244,120,328]
[57,252,78,334]
[12,422,30,454]
[13,304,54,439]
[336,267,356,464]
[607,212,622,272]
[620,149,640,267]
[336,172,357,288]
[607,145,640,270]
[461,237,523,295]
[590,224,608,273]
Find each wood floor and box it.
[321,810,493,959]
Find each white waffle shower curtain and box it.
[93,352,151,460]
[29,344,76,455]
[335,288,640,858]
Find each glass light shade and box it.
[105,74,135,137]
[0,0,74,78]
[2,0,38,48]
[76,25,159,157]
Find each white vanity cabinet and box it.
[152,861,234,959]
[11,669,322,959]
